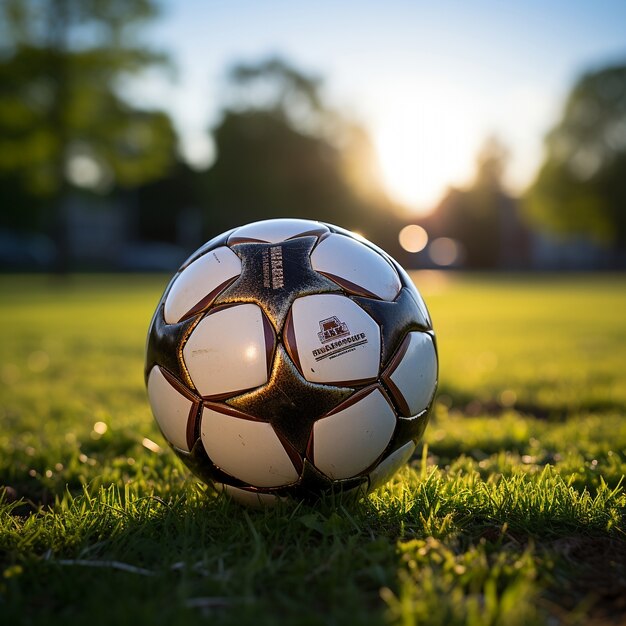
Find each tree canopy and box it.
[0,0,176,226]
[204,56,398,242]
[526,62,626,246]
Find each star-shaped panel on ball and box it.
[145,303,201,390]
[226,345,354,455]
[214,236,341,330]
[353,286,431,368]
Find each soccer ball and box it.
[145,218,437,505]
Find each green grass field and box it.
[1,273,625,625]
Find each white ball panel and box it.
[368,441,416,490]
[228,218,329,244]
[388,332,437,415]
[164,246,241,324]
[290,294,381,384]
[201,407,298,487]
[184,304,269,397]
[147,366,192,452]
[313,388,396,479]
[218,484,283,507]
[311,234,402,301]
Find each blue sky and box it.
[129,0,626,212]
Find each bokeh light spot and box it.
[500,389,517,407]
[429,237,460,266]
[93,421,108,435]
[399,225,428,253]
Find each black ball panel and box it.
[145,304,201,389]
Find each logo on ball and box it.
[262,245,284,290]
[317,316,350,343]
[312,316,369,362]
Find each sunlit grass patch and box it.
[0,273,625,625]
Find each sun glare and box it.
[370,80,479,215]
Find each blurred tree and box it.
[0,0,177,269]
[204,56,400,245]
[526,63,626,250]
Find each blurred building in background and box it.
[407,138,531,270]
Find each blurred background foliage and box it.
[0,0,625,271]
[526,64,626,251]
[204,57,397,239]
[0,1,176,246]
